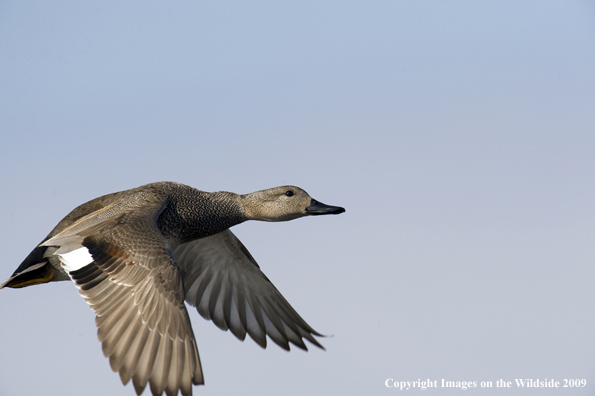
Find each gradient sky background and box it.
[1,1,595,395]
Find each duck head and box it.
[240,186,345,222]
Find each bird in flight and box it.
[1,181,345,396]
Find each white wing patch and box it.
[58,247,94,273]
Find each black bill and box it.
[305,199,346,215]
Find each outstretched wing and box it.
[173,229,324,351]
[42,192,202,396]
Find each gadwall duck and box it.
[1,181,345,396]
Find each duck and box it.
[1,181,345,396]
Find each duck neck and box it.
[158,189,247,244]
[240,192,268,221]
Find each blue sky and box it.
[1,1,594,395]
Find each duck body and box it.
[2,181,345,396]
[6,182,247,285]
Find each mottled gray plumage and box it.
[1,181,345,396]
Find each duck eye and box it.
[285,190,294,197]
